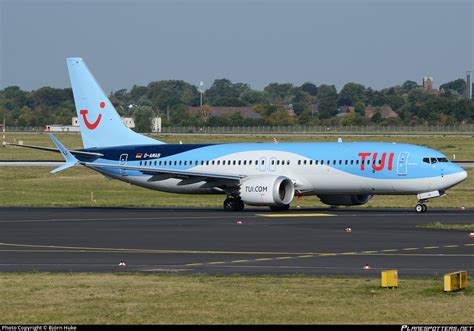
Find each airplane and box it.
[10,57,468,213]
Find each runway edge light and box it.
[381,270,398,288]
[444,271,467,292]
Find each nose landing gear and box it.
[415,202,427,213]
[414,190,445,213]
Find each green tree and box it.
[354,101,366,116]
[147,80,198,110]
[133,106,155,132]
[317,85,338,119]
[263,83,295,105]
[300,82,318,96]
[371,111,382,124]
[402,80,419,91]
[338,82,366,106]
[206,79,251,106]
[440,79,466,95]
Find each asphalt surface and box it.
[0,207,472,275]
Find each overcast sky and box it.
[0,0,472,92]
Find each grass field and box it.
[1,132,474,160]
[417,222,474,231]
[0,273,472,324]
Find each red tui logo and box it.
[80,102,105,130]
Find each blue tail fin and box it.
[66,57,163,149]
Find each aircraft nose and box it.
[454,167,468,183]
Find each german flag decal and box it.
[135,153,142,159]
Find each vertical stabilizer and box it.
[67,57,163,148]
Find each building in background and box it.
[422,76,433,91]
[422,76,442,95]
[152,117,162,133]
[45,124,80,132]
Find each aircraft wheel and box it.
[415,204,424,213]
[223,198,245,212]
[422,204,428,213]
[235,199,245,212]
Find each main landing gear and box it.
[223,197,245,212]
[415,202,428,213]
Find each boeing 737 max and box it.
[12,58,468,213]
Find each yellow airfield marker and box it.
[255,213,336,217]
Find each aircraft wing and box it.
[84,162,244,182]
[7,142,103,158]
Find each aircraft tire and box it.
[223,198,245,212]
[415,204,424,213]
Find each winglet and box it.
[49,134,79,173]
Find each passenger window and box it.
[333,160,336,165]
[249,160,252,165]
[139,161,142,166]
[212,160,215,165]
[298,160,301,165]
[287,160,290,165]
[309,160,313,165]
[351,160,354,165]
[303,160,307,165]
[315,160,318,165]
[233,160,236,165]
[339,160,342,165]
[244,160,247,165]
[154,161,157,166]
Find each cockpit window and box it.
[423,157,449,164]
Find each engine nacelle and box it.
[317,194,372,206]
[240,175,295,207]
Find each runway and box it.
[0,207,472,275]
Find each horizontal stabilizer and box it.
[49,134,79,173]
[50,162,78,174]
[6,142,103,158]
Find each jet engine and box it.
[240,175,295,207]
[317,194,372,206]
